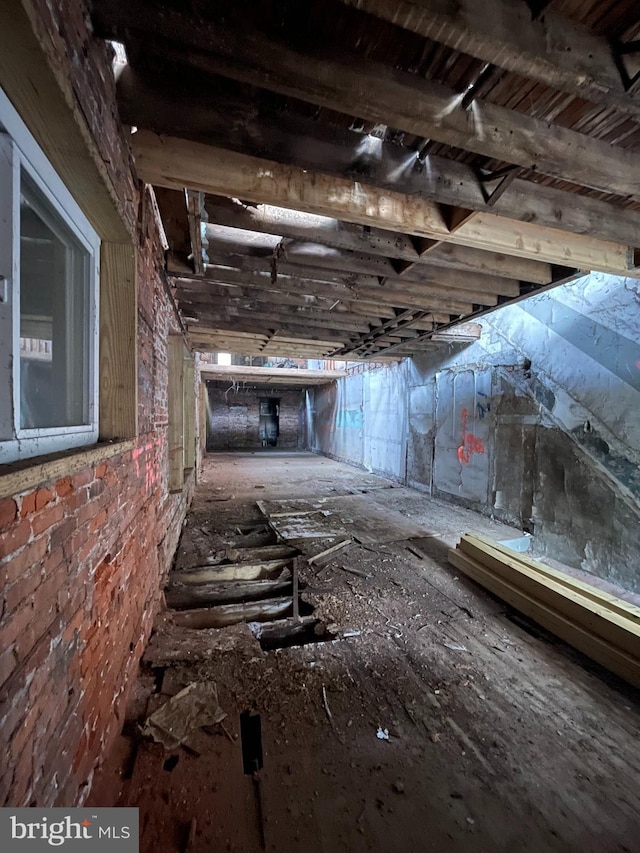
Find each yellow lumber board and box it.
[455,540,640,657]
[448,549,640,688]
[460,533,640,624]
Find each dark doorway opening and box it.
[259,397,280,447]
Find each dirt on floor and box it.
[89,451,640,853]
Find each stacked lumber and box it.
[448,533,640,688]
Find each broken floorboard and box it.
[91,452,640,853]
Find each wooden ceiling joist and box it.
[117,68,640,249]
[132,132,636,275]
[94,0,640,358]
[338,0,640,118]
[94,2,640,197]
[203,196,557,284]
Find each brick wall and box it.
[0,0,193,806]
[206,384,304,450]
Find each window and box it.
[0,89,100,464]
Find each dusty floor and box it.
[91,451,640,853]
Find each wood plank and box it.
[205,198,555,283]
[460,534,640,624]
[183,302,376,332]
[167,336,185,493]
[173,560,292,583]
[339,0,640,117]
[453,545,640,656]
[132,133,638,275]
[155,187,191,264]
[166,578,292,609]
[171,598,293,629]
[448,550,640,688]
[201,365,347,385]
[95,3,640,197]
[99,242,138,440]
[190,320,356,344]
[117,67,640,248]
[183,354,196,470]
[0,439,135,501]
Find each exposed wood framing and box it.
[200,365,347,386]
[117,69,640,249]
[203,197,556,283]
[339,0,640,118]
[0,439,136,501]
[132,133,636,275]
[99,243,138,439]
[167,336,185,492]
[94,2,640,197]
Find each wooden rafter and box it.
[116,68,640,249]
[132,132,637,275]
[338,0,640,118]
[93,1,640,197]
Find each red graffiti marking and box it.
[457,407,485,464]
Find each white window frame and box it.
[0,87,100,464]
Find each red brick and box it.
[35,488,54,511]
[4,536,48,584]
[89,509,108,534]
[0,604,33,658]
[0,498,18,530]
[70,469,93,489]
[0,520,31,559]
[55,476,73,498]
[64,488,88,512]
[95,462,108,478]
[30,503,64,538]
[0,646,17,688]
[20,491,37,517]
[5,565,43,612]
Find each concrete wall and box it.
[206,384,304,450]
[307,273,640,592]
[0,0,193,806]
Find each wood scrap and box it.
[339,565,372,580]
[171,598,293,629]
[166,576,293,610]
[308,539,353,564]
[172,559,291,584]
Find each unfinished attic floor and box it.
[91,451,640,853]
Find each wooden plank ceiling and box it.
[92,0,640,359]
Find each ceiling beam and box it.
[117,68,640,248]
[200,365,347,385]
[186,318,357,343]
[338,0,639,117]
[94,2,640,196]
[132,132,637,274]
[204,198,556,283]
[203,230,522,296]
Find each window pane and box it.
[19,172,89,429]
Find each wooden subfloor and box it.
[90,451,640,853]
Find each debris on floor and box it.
[90,452,640,853]
[141,682,226,750]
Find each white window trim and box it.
[0,87,100,464]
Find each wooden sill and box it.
[0,439,136,500]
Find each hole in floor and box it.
[163,755,180,772]
[251,618,337,651]
[152,666,165,693]
[240,710,263,775]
